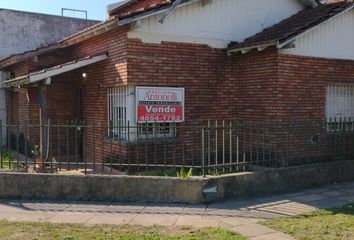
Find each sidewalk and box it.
[0,181,353,240]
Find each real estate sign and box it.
[136,86,185,123]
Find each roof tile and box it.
[228,1,354,51]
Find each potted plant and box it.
[32,144,45,171]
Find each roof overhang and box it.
[116,0,198,25]
[227,2,354,55]
[0,44,61,69]
[227,42,277,55]
[277,3,354,49]
[0,0,334,69]
[3,53,108,88]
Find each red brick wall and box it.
[127,39,279,121]
[277,53,354,119]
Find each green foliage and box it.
[264,203,354,240]
[0,221,247,240]
[31,145,41,159]
[0,149,17,170]
[0,149,13,161]
[177,168,194,178]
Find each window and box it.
[108,86,135,140]
[107,86,173,140]
[326,84,354,119]
[326,84,354,131]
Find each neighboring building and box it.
[0,8,98,144]
[0,0,353,166]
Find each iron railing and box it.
[0,119,353,177]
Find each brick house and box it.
[0,0,353,170]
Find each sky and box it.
[0,0,124,20]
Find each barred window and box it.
[326,84,354,120]
[107,86,174,140]
[108,86,135,140]
[326,84,354,131]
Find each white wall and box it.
[281,8,354,60]
[128,0,304,48]
[0,9,97,58]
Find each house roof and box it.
[0,0,348,69]
[108,0,326,19]
[228,1,354,54]
[108,0,175,18]
[0,43,61,69]
[3,53,108,88]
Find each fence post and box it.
[16,122,19,169]
[24,120,28,172]
[202,128,205,178]
[83,121,87,175]
[0,120,2,169]
[127,121,131,172]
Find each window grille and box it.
[107,86,135,140]
[137,122,174,139]
[326,84,354,131]
[107,86,174,140]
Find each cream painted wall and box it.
[281,8,354,60]
[128,0,304,48]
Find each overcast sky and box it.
[0,0,123,20]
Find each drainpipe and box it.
[159,0,185,24]
[0,71,8,147]
[39,80,50,170]
[298,0,319,8]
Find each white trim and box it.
[227,42,276,55]
[117,0,199,26]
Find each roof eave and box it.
[277,3,354,49]
[3,53,108,88]
[227,42,277,55]
[117,0,198,25]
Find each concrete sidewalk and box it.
[0,181,353,240]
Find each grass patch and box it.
[132,165,250,178]
[0,149,21,170]
[0,221,247,240]
[263,203,354,240]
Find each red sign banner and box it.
[136,87,185,123]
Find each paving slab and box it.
[251,232,295,240]
[64,201,111,212]
[290,193,326,202]
[0,202,25,214]
[0,181,352,240]
[130,214,178,226]
[231,223,277,238]
[4,212,54,222]
[174,215,221,228]
[46,212,95,224]
[218,216,259,227]
[105,202,147,214]
[86,213,136,225]
[142,203,186,215]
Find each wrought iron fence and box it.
[0,118,353,177]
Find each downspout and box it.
[159,0,185,23]
[0,71,8,146]
[298,0,319,8]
